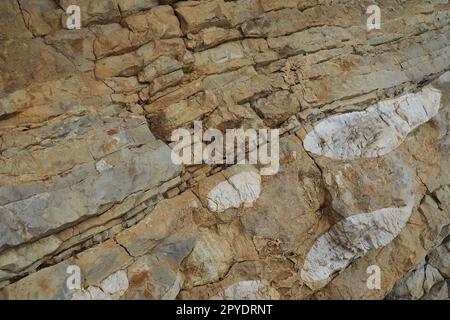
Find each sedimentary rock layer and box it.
[0,0,449,300]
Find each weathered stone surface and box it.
[71,269,130,300]
[0,260,74,299]
[59,0,121,26]
[125,235,195,299]
[1,0,449,301]
[94,38,188,79]
[196,166,261,213]
[44,29,96,72]
[303,87,442,160]
[212,280,280,300]
[116,191,198,257]
[254,90,300,127]
[182,220,258,287]
[92,6,181,59]
[0,236,62,275]
[308,99,450,299]
[0,121,180,251]
[100,270,129,298]
[0,39,75,95]
[175,1,231,34]
[0,0,33,40]
[316,151,417,217]
[301,204,413,290]
[18,0,63,36]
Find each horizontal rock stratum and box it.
[0,0,449,300]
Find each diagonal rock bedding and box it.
[0,0,449,300]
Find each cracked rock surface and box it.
[0,0,449,300]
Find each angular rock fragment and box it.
[175,0,231,34]
[125,236,195,299]
[72,269,129,300]
[0,104,180,251]
[0,236,62,275]
[75,239,133,287]
[115,191,199,257]
[100,270,129,298]
[59,0,121,25]
[182,221,258,287]
[0,260,74,299]
[18,0,63,36]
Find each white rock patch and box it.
[87,286,111,300]
[214,280,280,300]
[95,159,113,172]
[228,171,261,207]
[100,270,129,298]
[71,270,129,300]
[70,286,111,300]
[207,180,242,212]
[301,204,413,290]
[303,87,442,159]
[70,289,92,300]
[207,170,261,212]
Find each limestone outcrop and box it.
[0,0,449,300]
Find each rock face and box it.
[0,0,449,300]
[303,87,442,160]
[301,204,414,290]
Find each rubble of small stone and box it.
[0,0,449,300]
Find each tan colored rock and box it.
[316,151,417,217]
[0,236,62,275]
[116,0,159,15]
[151,91,217,138]
[301,204,414,290]
[1,0,449,302]
[186,27,241,51]
[303,87,442,160]
[75,239,133,286]
[95,39,188,78]
[240,135,326,253]
[0,260,74,300]
[124,5,181,38]
[193,41,253,74]
[182,220,258,287]
[138,56,183,83]
[254,90,300,127]
[212,280,280,300]
[175,1,231,34]
[205,103,264,131]
[44,29,96,72]
[0,109,180,251]
[116,191,199,257]
[0,39,75,95]
[59,0,121,26]
[125,235,195,299]
[18,0,63,36]
[0,0,33,39]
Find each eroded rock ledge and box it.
[0,0,449,300]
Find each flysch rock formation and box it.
[303,87,442,160]
[0,0,449,300]
[301,203,414,291]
